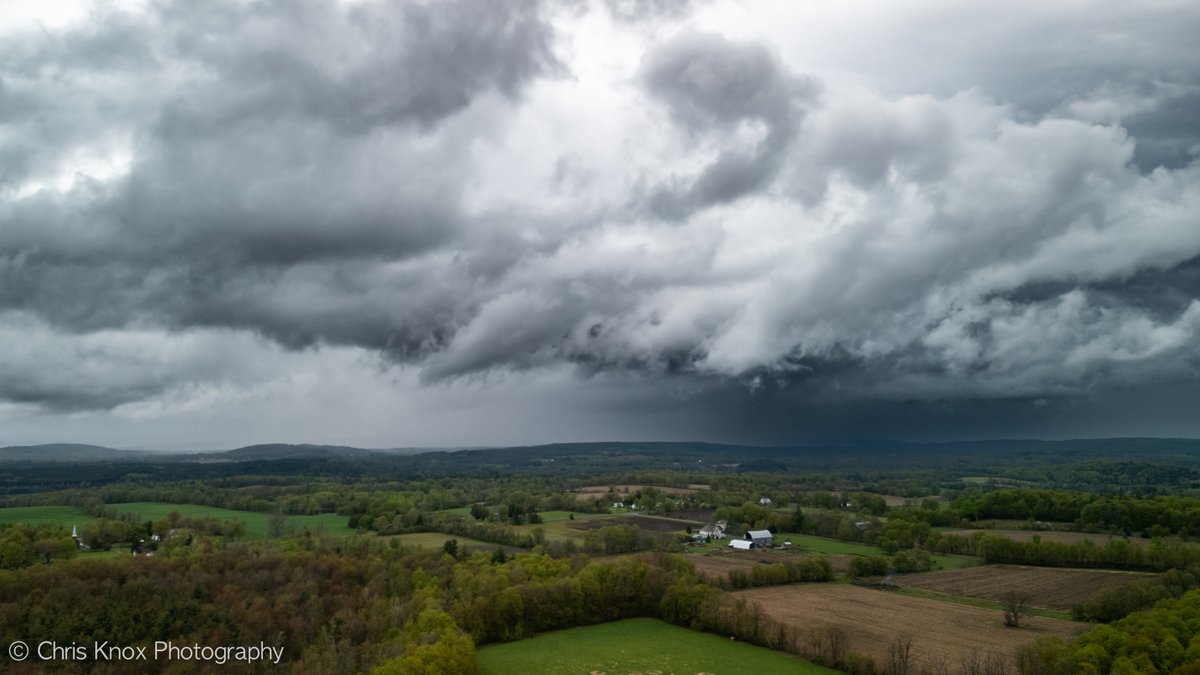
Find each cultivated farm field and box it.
[736,584,1085,669]
[477,617,838,675]
[893,564,1154,611]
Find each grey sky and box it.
[2,0,1198,449]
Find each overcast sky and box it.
[2,0,1199,450]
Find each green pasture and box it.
[0,505,96,529]
[477,617,838,675]
[512,512,620,542]
[397,532,524,554]
[109,503,355,538]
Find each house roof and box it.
[747,529,773,538]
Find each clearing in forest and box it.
[476,617,837,675]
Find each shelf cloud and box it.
[2,0,1199,447]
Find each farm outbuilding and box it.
[745,530,773,547]
[729,539,753,551]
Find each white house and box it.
[699,520,727,540]
[759,497,772,506]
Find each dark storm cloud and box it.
[638,32,817,218]
[2,0,1200,440]
[0,0,567,409]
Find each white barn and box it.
[745,530,773,547]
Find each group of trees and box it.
[0,524,76,568]
[1017,588,1200,674]
[952,489,1200,539]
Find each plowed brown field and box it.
[736,584,1085,668]
[894,564,1153,610]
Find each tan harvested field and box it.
[895,564,1154,611]
[946,529,1157,549]
[568,514,701,533]
[690,552,855,580]
[737,584,1085,668]
[573,484,709,501]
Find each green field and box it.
[477,618,838,675]
[0,505,96,529]
[397,532,524,554]
[110,503,355,538]
[513,512,619,542]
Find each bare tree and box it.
[923,652,950,675]
[960,650,983,675]
[887,635,915,675]
[1001,591,1033,628]
[824,626,848,668]
[983,652,1009,675]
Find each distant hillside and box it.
[216,443,384,461]
[0,444,147,463]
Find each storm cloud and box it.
[2,0,1199,446]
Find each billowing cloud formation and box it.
[2,0,1199,444]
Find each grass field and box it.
[512,512,616,542]
[736,584,1085,669]
[0,505,96,529]
[110,503,355,538]
[477,618,838,675]
[514,512,699,543]
[397,532,525,555]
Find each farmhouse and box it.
[698,519,727,540]
[745,529,773,547]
